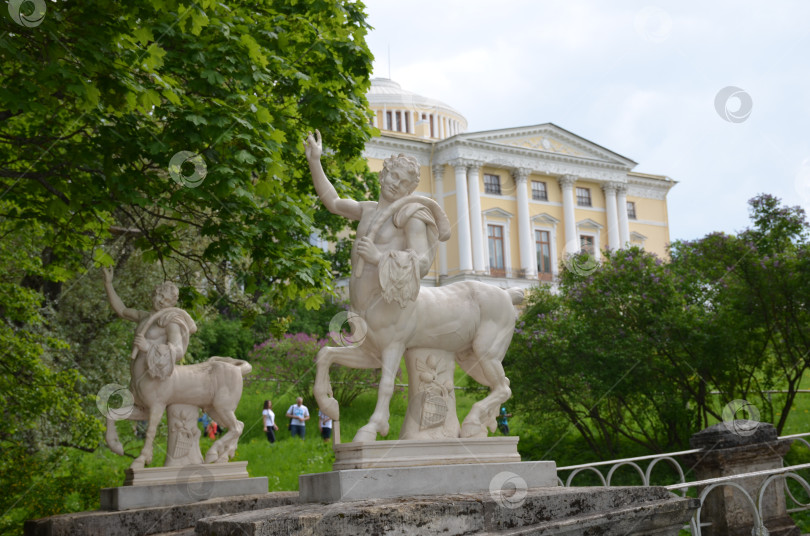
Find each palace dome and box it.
[366,78,467,140]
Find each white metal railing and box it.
[556,432,810,535]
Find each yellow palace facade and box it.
[363,78,675,289]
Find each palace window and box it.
[627,201,637,219]
[429,114,435,138]
[395,111,402,132]
[484,174,502,195]
[580,235,595,256]
[532,181,548,201]
[385,111,392,130]
[535,229,552,280]
[487,224,505,277]
[576,187,591,207]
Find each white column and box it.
[558,175,578,255]
[407,110,414,133]
[467,162,486,273]
[513,168,535,278]
[453,161,473,273]
[433,164,447,276]
[617,184,630,248]
[603,182,620,251]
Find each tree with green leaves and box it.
[510,194,810,460]
[1,0,376,304]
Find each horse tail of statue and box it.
[105,416,125,456]
[208,356,252,376]
[507,287,524,305]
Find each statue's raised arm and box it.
[304,130,363,221]
[102,266,146,323]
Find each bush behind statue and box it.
[249,333,387,410]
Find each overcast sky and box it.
[362,1,810,243]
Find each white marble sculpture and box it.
[102,267,251,468]
[304,130,523,442]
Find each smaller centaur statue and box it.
[102,267,251,468]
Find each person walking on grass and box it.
[262,400,279,444]
[319,409,333,443]
[286,397,310,439]
[497,406,513,435]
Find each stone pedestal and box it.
[305,437,531,503]
[100,461,268,511]
[688,422,799,536]
[332,436,520,470]
[300,461,555,503]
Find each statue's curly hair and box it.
[152,281,179,306]
[380,153,420,193]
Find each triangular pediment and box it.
[483,207,513,219]
[630,231,648,241]
[577,218,603,230]
[463,123,636,168]
[532,213,560,225]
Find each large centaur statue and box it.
[304,130,522,443]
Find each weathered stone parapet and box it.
[198,487,698,536]
[688,421,799,536]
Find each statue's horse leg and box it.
[105,404,149,455]
[205,406,243,463]
[204,365,244,463]
[456,323,514,438]
[354,342,406,442]
[131,402,167,469]
[314,344,380,422]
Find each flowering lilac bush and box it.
[249,332,378,409]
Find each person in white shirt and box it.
[319,409,333,442]
[286,397,310,439]
[262,400,279,443]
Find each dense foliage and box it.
[510,195,810,459]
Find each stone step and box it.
[23,492,298,536]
